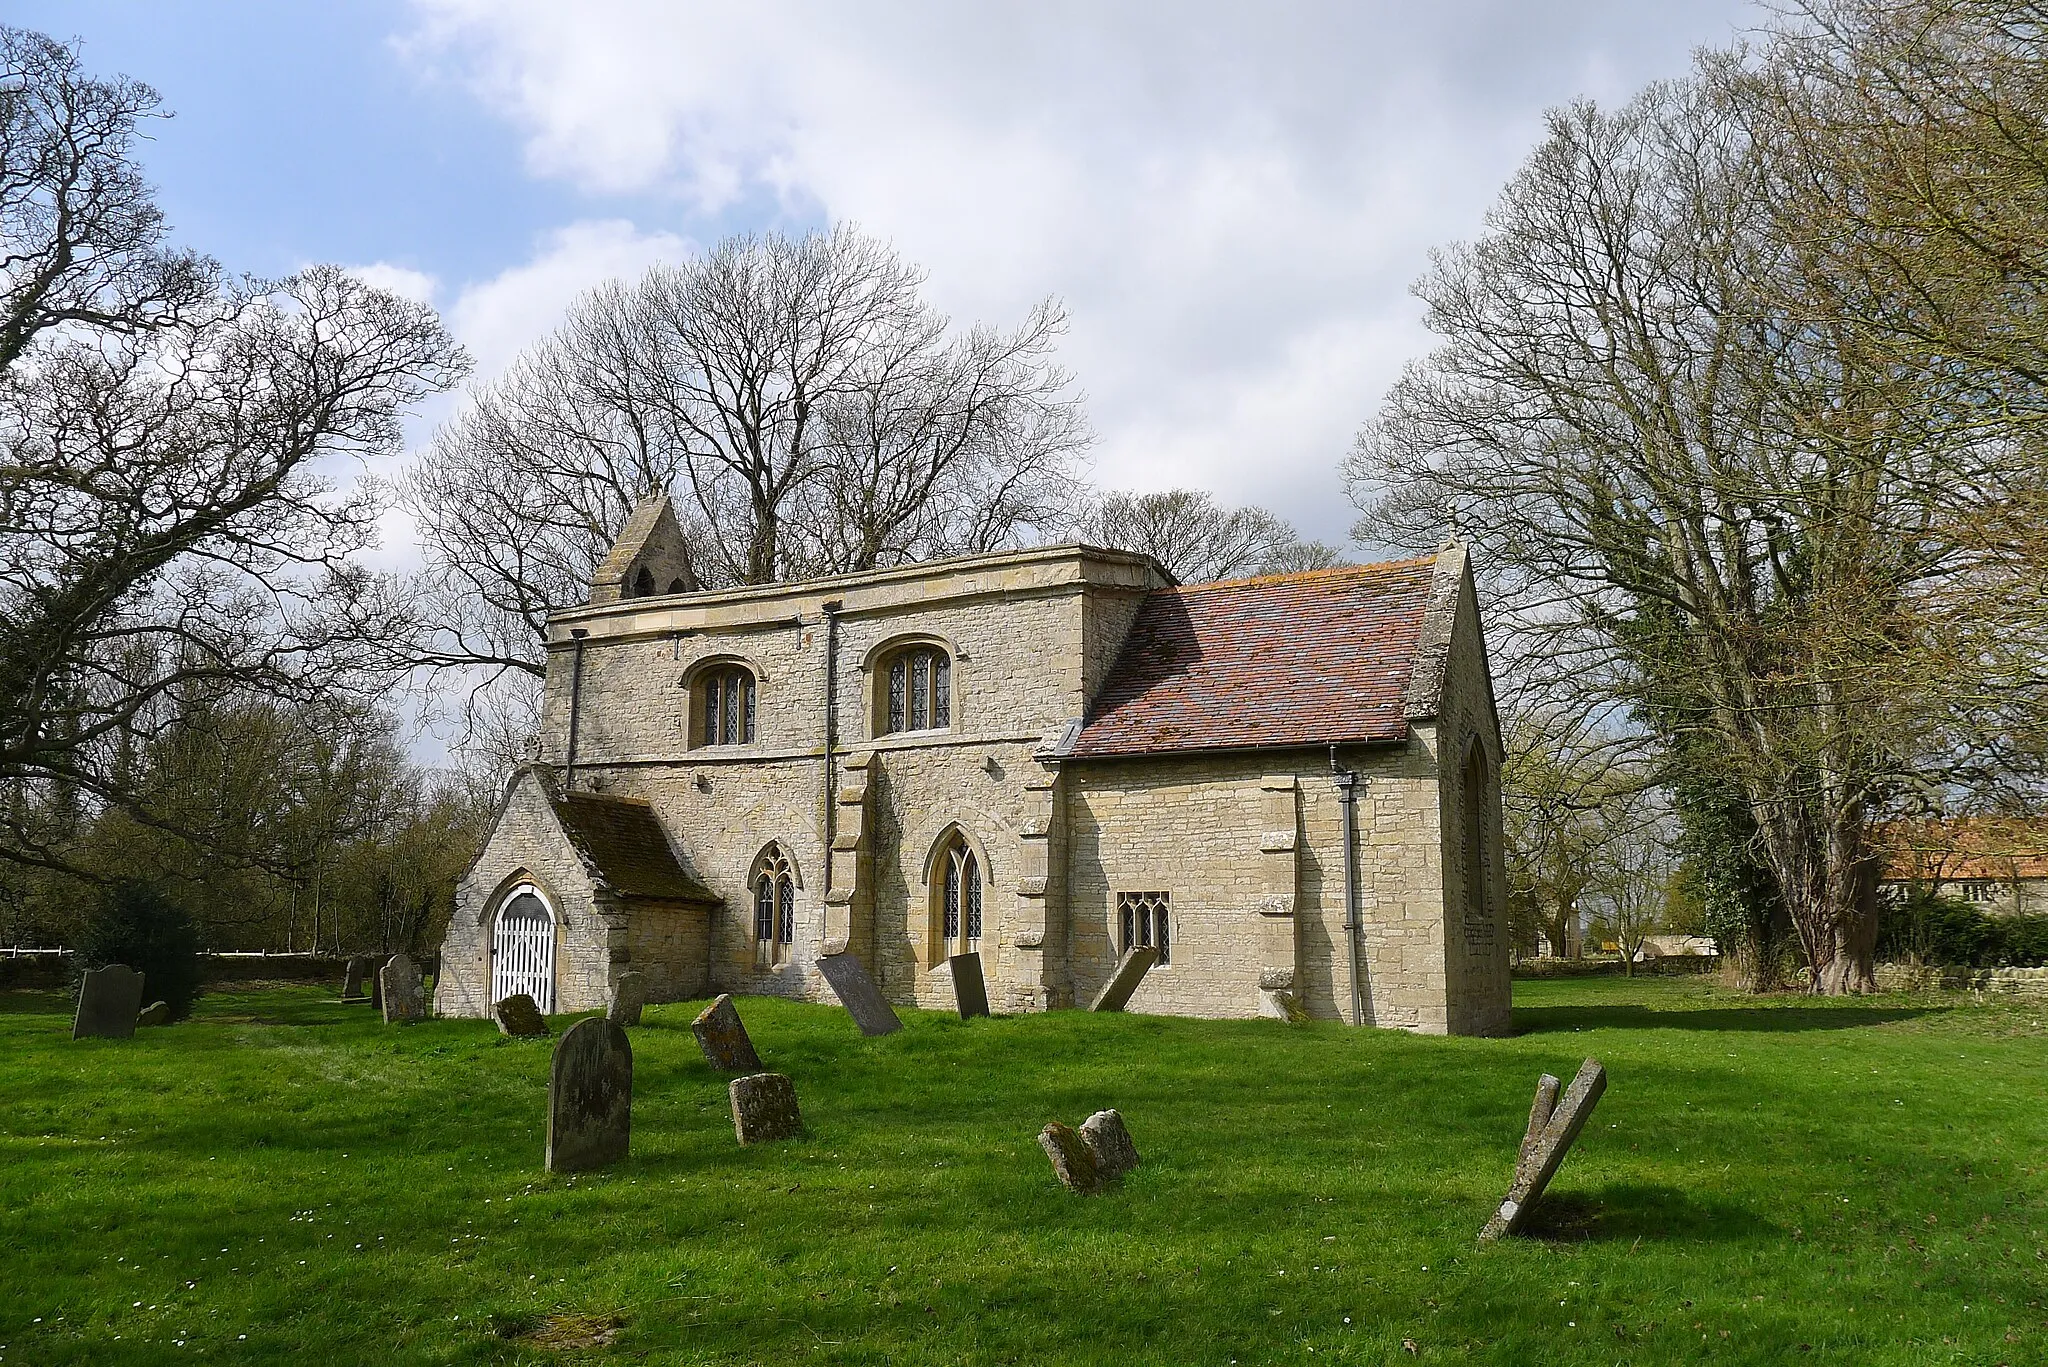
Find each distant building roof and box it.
[1068,553,1450,759]
[551,788,719,903]
[1877,817,2048,884]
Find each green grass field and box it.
[1,975,2043,1365]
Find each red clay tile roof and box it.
[1876,817,2048,883]
[1069,557,1441,758]
[553,790,719,903]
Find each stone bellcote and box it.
[590,492,699,604]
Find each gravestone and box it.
[815,952,901,1037]
[494,993,549,1037]
[606,971,649,1026]
[1079,1109,1141,1180]
[136,1000,171,1027]
[1040,1108,1143,1193]
[546,1017,633,1173]
[690,994,763,1072]
[72,964,144,1041]
[729,1072,804,1145]
[948,952,990,1020]
[1480,1058,1607,1241]
[1089,946,1158,1012]
[340,955,376,1000]
[379,953,427,1024]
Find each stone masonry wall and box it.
[1430,572,1513,1037]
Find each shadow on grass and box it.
[1515,1003,1941,1034]
[1518,1182,1775,1243]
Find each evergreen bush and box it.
[74,879,202,1020]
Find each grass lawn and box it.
[1,975,2043,1365]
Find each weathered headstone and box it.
[948,952,990,1020]
[815,952,901,1037]
[379,953,427,1024]
[729,1072,803,1145]
[72,964,144,1041]
[1079,1109,1141,1180]
[136,1000,171,1027]
[690,994,763,1072]
[546,1017,633,1173]
[494,993,549,1037]
[606,970,649,1026]
[1480,1058,1607,1241]
[1038,1121,1104,1193]
[340,955,376,1000]
[1089,946,1158,1012]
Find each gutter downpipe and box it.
[563,628,590,791]
[820,601,842,897]
[1332,744,1364,1027]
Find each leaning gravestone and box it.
[728,1072,804,1145]
[1089,946,1158,1012]
[136,1000,171,1027]
[546,1017,633,1173]
[815,952,902,1037]
[606,971,649,1026]
[1040,1107,1143,1193]
[72,965,145,1040]
[690,994,763,1072]
[1480,1058,1607,1241]
[948,952,990,1020]
[379,953,427,1025]
[494,993,549,1037]
[341,955,376,1000]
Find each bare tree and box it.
[1081,487,1344,583]
[402,225,1089,742]
[1345,67,2030,993]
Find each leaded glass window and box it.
[881,645,953,736]
[1118,891,1171,965]
[752,847,795,965]
[936,836,983,958]
[702,667,756,746]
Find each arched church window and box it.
[702,667,757,746]
[883,645,952,735]
[931,831,982,961]
[752,846,796,966]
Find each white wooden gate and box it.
[492,890,555,1012]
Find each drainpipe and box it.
[563,627,589,790]
[820,600,842,896]
[1332,745,1365,1027]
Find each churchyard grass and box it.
[0,975,2042,1365]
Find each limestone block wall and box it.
[435,774,618,1019]
[1873,963,2048,999]
[621,898,712,1002]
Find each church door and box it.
[492,890,556,1012]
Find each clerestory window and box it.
[883,645,952,735]
[702,667,757,746]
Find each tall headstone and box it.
[494,993,549,1037]
[815,952,902,1037]
[606,971,649,1026]
[379,953,427,1025]
[690,994,763,1072]
[728,1072,803,1145]
[72,965,144,1040]
[1480,1058,1607,1241]
[341,955,376,1000]
[547,1017,633,1173]
[1089,946,1158,1012]
[948,952,990,1020]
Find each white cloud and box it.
[404,0,1756,543]
[344,261,441,306]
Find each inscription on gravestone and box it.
[379,953,427,1024]
[729,1072,803,1145]
[547,1017,633,1173]
[948,952,990,1020]
[72,964,144,1041]
[690,994,763,1072]
[815,953,901,1037]
[1089,946,1158,1012]
[606,970,649,1026]
[494,993,549,1037]
[1480,1058,1607,1241]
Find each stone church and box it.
[435,495,1510,1034]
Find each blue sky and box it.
[15,1,1760,555]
